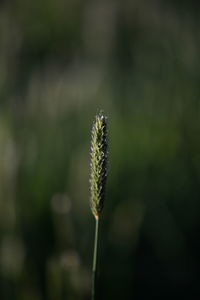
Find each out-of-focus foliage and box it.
[0,0,200,299]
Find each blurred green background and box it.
[0,0,200,299]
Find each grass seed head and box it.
[90,111,108,219]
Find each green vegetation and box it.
[0,1,200,299]
[90,111,108,299]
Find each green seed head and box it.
[90,111,108,219]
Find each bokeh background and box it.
[0,0,200,299]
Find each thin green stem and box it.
[92,216,99,300]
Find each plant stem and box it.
[92,216,99,300]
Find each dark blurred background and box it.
[0,0,200,299]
